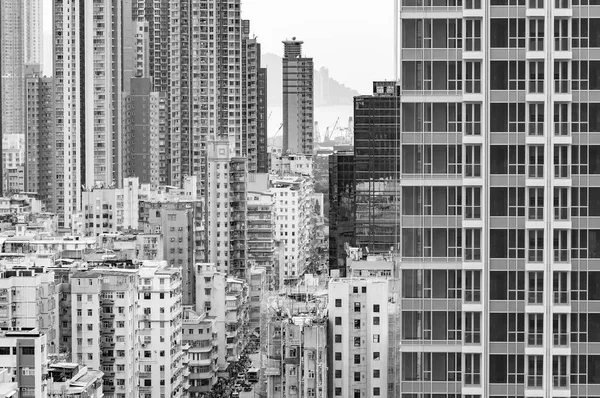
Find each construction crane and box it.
[323,117,339,142]
[273,123,283,137]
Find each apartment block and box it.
[137,261,185,397]
[247,266,267,333]
[327,276,400,398]
[265,313,327,398]
[205,141,248,277]
[194,263,249,371]
[0,264,59,352]
[70,268,139,397]
[138,199,202,305]
[271,176,316,284]
[24,64,54,209]
[122,78,160,186]
[0,330,48,398]
[247,178,277,286]
[81,177,140,236]
[282,39,314,155]
[182,307,219,396]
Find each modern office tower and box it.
[204,141,248,276]
[122,78,161,186]
[0,264,59,352]
[353,81,401,254]
[328,148,355,277]
[282,38,314,155]
[194,263,249,371]
[24,64,54,209]
[181,307,219,395]
[138,261,185,397]
[80,177,140,236]
[393,0,600,395]
[0,330,48,398]
[257,66,269,173]
[247,175,277,283]
[271,176,316,285]
[327,275,400,398]
[47,363,104,398]
[1,0,24,140]
[71,268,139,397]
[138,198,203,305]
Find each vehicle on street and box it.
[247,368,259,383]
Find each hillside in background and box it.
[262,53,360,107]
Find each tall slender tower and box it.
[388,0,600,395]
[282,38,314,155]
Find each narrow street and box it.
[239,353,261,398]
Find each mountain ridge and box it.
[262,53,360,107]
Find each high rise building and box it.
[257,65,269,173]
[24,64,54,208]
[0,330,48,398]
[282,39,314,156]
[122,77,161,186]
[23,0,42,66]
[385,1,600,394]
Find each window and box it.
[335,317,342,326]
[554,61,569,94]
[529,60,544,93]
[465,312,481,344]
[529,19,544,51]
[528,313,544,346]
[554,18,569,51]
[373,369,380,378]
[528,355,543,388]
[528,188,544,220]
[373,387,380,396]
[554,229,569,262]
[465,270,481,302]
[373,352,380,361]
[465,19,481,51]
[466,0,481,8]
[554,187,568,220]
[335,299,341,307]
[528,103,544,135]
[334,334,342,343]
[465,61,481,93]
[553,314,568,346]
[335,352,341,361]
[465,354,481,385]
[354,337,361,347]
[572,61,590,91]
[335,387,342,396]
[354,354,360,364]
[572,145,588,175]
[354,302,361,312]
[553,271,569,304]
[373,334,380,343]
[528,229,544,262]
[528,145,544,178]
[555,145,569,178]
[373,317,380,326]
[465,145,481,177]
[465,187,481,219]
[465,103,481,135]
[373,304,380,313]
[465,229,481,261]
[354,372,360,382]
[553,355,568,388]
[556,102,569,135]
[528,271,543,304]
[529,0,543,7]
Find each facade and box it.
[0,264,59,352]
[353,81,401,254]
[271,176,315,284]
[247,176,277,284]
[328,149,355,277]
[205,141,248,277]
[0,331,48,398]
[282,39,314,156]
[70,268,139,397]
[247,266,267,332]
[137,261,185,397]
[182,307,219,395]
[271,154,313,177]
[257,65,269,173]
[1,135,24,195]
[138,199,203,305]
[265,314,327,398]
[194,263,249,370]
[122,78,160,186]
[327,276,400,398]
[81,177,140,236]
[24,64,54,209]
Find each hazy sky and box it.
[41,0,394,94]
